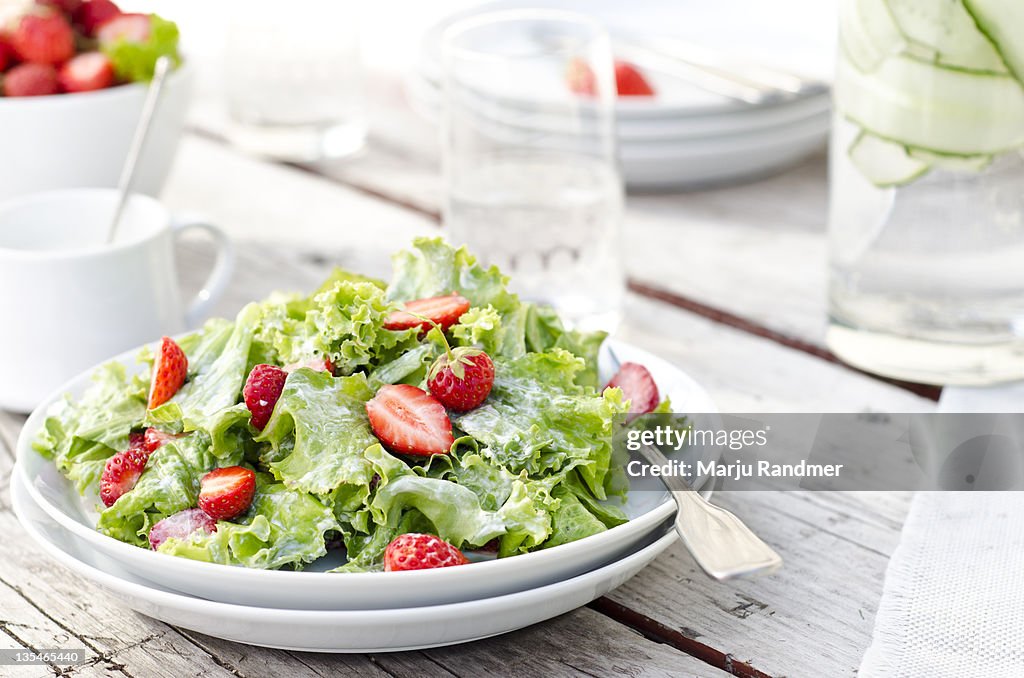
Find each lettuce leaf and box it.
[158,473,339,569]
[451,349,628,498]
[102,15,181,82]
[257,370,378,496]
[97,433,215,546]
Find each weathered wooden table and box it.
[0,77,936,677]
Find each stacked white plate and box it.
[12,340,718,652]
[409,0,837,190]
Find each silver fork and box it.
[607,347,782,579]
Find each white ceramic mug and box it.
[0,189,234,412]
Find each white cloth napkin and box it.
[859,385,1024,677]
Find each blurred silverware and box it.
[106,55,173,244]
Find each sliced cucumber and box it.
[839,0,907,72]
[907,147,993,173]
[963,0,1024,84]
[836,53,1024,155]
[849,131,929,186]
[886,0,1008,73]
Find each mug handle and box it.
[172,217,235,329]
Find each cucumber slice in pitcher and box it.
[907,147,993,173]
[963,0,1024,84]
[849,132,929,187]
[839,0,907,72]
[885,0,1009,73]
[836,54,1024,155]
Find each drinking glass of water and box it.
[224,0,366,161]
[440,10,624,332]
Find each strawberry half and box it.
[148,508,216,550]
[605,362,660,419]
[427,348,494,412]
[58,52,114,93]
[99,447,148,507]
[243,363,288,431]
[283,356,334,374]
[73,0,121,38]
[614,61,655,96]
[366,384,454,456]
[198,466,256,521]
[10,9,75,66]
[3,63,58,96]
[384,533,469,572]
[148,336,188,409]
[383,294,470,333]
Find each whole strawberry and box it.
[11,9,75,66]
[427,348,494,412]
[242,363,288,431]
[3,62,58,96]
[384,533,469,572]
[73,0,121,37]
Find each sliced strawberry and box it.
[427,348,494,412]
[366,384,454,456]
[148,508,216,550]
[58,51,113,93]
[384,533,469,572]
[99,447,148,507]
[142,427,182,454]
[147,336,187,409]
[283,356,334,374]
[383,294,470,333]
[614,61,655,96]
[198,466,256,521]
[3,62,58,96]
[242,363,288,431]
[96,12,149,46]
[73,0,121,37]
[605,362,660,419]
[10,9,75,65]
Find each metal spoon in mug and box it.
[607,347,782,579]
[105,55,173,245]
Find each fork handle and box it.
[670,489,782,580]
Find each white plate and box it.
[11,471,678,653]
[17,338,715,610]
[418,0,837,117]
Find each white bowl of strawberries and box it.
[0,0,191,201]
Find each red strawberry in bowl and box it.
[428,348,494,412]
[243,363,288,431]
[96,12,149,46]
[99,446,148,507]
[198,466,256,521]
[0,36,15,72]
[605,362,660,419]
[366,384,454,456]
[148,336,187,409]
[384,533,469,572]
[384,294,470,333]
[10,8,75,66]
[73,0,121,38]
[3,63,58,96]
[148,508,216,550]
[58,52,114,93]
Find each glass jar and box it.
[827,0,1024,385]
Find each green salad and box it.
[34,239,663,572]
